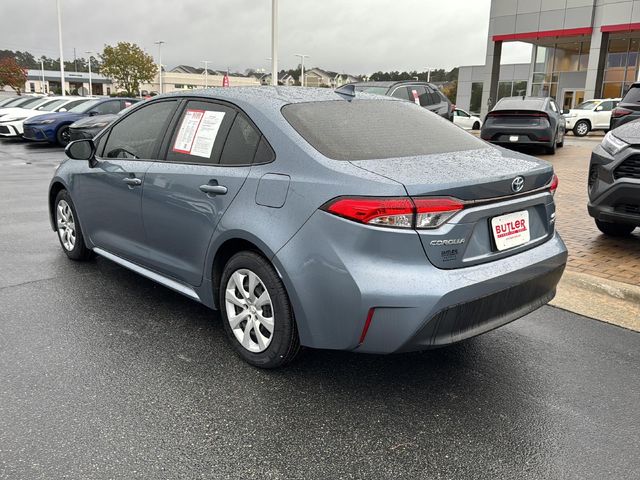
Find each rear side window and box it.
[282,100,485,161]
[103,100,177,159]
[166,100,235,164]
[599,101,614,111]
[390,87,411,101]
[219,114,261,165]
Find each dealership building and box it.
[456,0,640,115]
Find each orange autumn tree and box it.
[0,57,27,94]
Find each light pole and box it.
[40,59,46,94]
[201,60,212,88]
[154,40,165,93]
[294,53,309,87]
[56,0,66,96]
[424,67,432,83]
[85,51,93,96]
[271,0,278,86]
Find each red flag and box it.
[222,74,229,87]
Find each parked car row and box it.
[0,95,139,146]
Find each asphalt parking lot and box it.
[0,138,639,479]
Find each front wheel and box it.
[54,190,93,260]
[56,125,71,146]
[573,120,590,137]
[595,219,636,237]
[472,121,481,131]
[545,137,557,155]
[220,251,300,368]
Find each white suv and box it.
[564,98,620,137]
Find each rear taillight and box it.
[413,198,464,228]
[549,173,559,195]
[612,107,632,119]
[322,196,464,229]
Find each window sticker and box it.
[411,89,420,105]
[190,111,226,158]
[172,109,226,158]
[173,109,204,154]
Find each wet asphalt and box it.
[0,138,638,480]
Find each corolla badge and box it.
[511,176,525,193]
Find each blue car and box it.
[23,97,139,146]
[50,87,567,368]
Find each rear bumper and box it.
[274,210,567,354]
[481,125,554,146]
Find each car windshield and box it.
[68,99,101,113]
[37,99,67,111]
[282,99,485,161]
[354,86,389,95]
[575,101,598,110]
[0,97,19,107]
[14,97,42,108]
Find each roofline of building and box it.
[492,26,592,42]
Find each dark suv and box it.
[588,123,640,236]
[610,83,640,130]
[343,81,453,120]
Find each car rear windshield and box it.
[354,86,389,95]
[493,98,546,111]
[622,85,640,103]
[281,100,485,161]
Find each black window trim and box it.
[94,98,180,161]
[157,96,276,168]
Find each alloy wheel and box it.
[576,122,589,136]
[225,269,275,353]
[56,199,76,251]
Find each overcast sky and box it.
[0,0,531,73]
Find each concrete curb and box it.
[550,270,640,332]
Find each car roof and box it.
[157,86,397,112]
[346,80,437,89]
[493,96,548,111]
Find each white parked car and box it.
[0,96,89,138]
[564,98,620,137]
[453,108,482,130]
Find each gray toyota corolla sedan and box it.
[49,87,567,368]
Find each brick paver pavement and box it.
[538,138,640,286]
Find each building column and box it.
[481,40,502,116]
[585,30,607,100]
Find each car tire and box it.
[54,190,93,261]
[558,130,564,148]
[472,121,481,131]
[595,219,636,237]
[573,120,590,137]
[545,137,557,155]
[56,125,71,147]
[219,251,300,368]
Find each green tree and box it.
[0,57,27,94]
[100,42,156,95]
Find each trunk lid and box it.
[349,146,552,199]
[350,146,556,269]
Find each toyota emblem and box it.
[511,176,525,193]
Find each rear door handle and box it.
[123,177,142,186]
[199,184,228,196]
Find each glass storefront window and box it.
[602,36,640,98]
[470,82,483,115]
[497,82,512,100]
[513,81,527,96]
[554,43,581,72]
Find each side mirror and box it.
[65,139,95,161]
[596,106,603,111]
[59,108,67,112]
[562,109,570,115]
[89,111,99,116]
